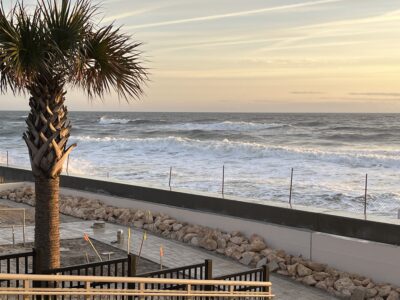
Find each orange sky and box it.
[1,0,400,112]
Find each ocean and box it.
[1,111,400,218]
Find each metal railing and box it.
[0,250,35,290]
[0,273,273,299]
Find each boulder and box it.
[315,281,327,290]
[287,263,298,276]
[133,210,144,221]
[249,240,267,252]
[302,275,317,286]
[377,285,392,297]
[305,261,326,272]
[172,223,183,231]
[183,233,197,243]
[297,264,312,277]
[190,237,199,246]
[133,220,144,228]
[240,252,255,266]
[256,258,267,268]
[350,287,366,300]
[313,272,329,281]
[334,277,354,292]
[230,236,244,245]
[388,291,400,300]
[249,234,264,244]
[267,261,279,272]
[200,238,218,251]
[217,238,227,249]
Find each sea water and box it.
[1,111,400,218]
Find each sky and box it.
[1,0,400,112]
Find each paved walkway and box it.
[0,216,337,300]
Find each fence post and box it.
[169,167,172,191]
[204,259,213,297]
[262,265,270,293]
[127,254,137,300]
[364,174,368,218]
[289,168,293,208]
[222,165,225,197]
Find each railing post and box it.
[204,259,213,298]
[262,265,270,293]
[23,279,30,300]
[127,254,137,300]
[85,281,91,300]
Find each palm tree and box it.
[0,0,147,273]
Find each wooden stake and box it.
[136,231,147,267]
[127,227,131,254]
[85,252,90,263]
[84,233,102,262]
[160,245,164,270]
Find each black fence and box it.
[0,250,35,290]
[214,265,270,293]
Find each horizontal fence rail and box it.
[0,273,273,299]
[214,265,269,293]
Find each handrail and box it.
[0,250,33,260]
[138,261,204,277]
[0,273,273,298]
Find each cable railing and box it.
[1,151,399,220]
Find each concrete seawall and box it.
[1,165,400,245]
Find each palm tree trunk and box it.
[23,77,76,273]
[34,177,60,272]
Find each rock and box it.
[183,233,197,243]
[158,222,170,231]
[267,261,279,272]
[249,240,267,252]
[302,275,317,286]
[366,288,378,298]
[190,237,199,246]
[260,248,274,257]
[249,234,264,243]
[305,261,326,272]
[240,252,255,266]
[172,223,183,231]
[350,287,366,300]
[334,277,354,292]
[377,285,392,297]
[230,236,244,245]
[217,238,227,249]
[297,264,312,277]
[216,248,225,254]
[313,272,329,281]
[8,192,16,200]
[133,220,144,228]
[266,253,285,264]
[231,231,242,237]
[388,291,400,300]
[316,281,327,290]
[231,251,243,261]
[256,258,267,268]
[287,263,298,276]
[186,226,202,234]
[200,238,218,251]
[133,210,144,221]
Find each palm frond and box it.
[0,2,48,92]
[40,0,96,56]
[73,24,148,100]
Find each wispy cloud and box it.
[101,7,161,23]
[127,0,342,29]
[292,91,324,94]
[349,92,400,97]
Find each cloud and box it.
[291,91,324,94]
[127,0,342,29]
[101,7,161,23]
[349,92,400,97]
